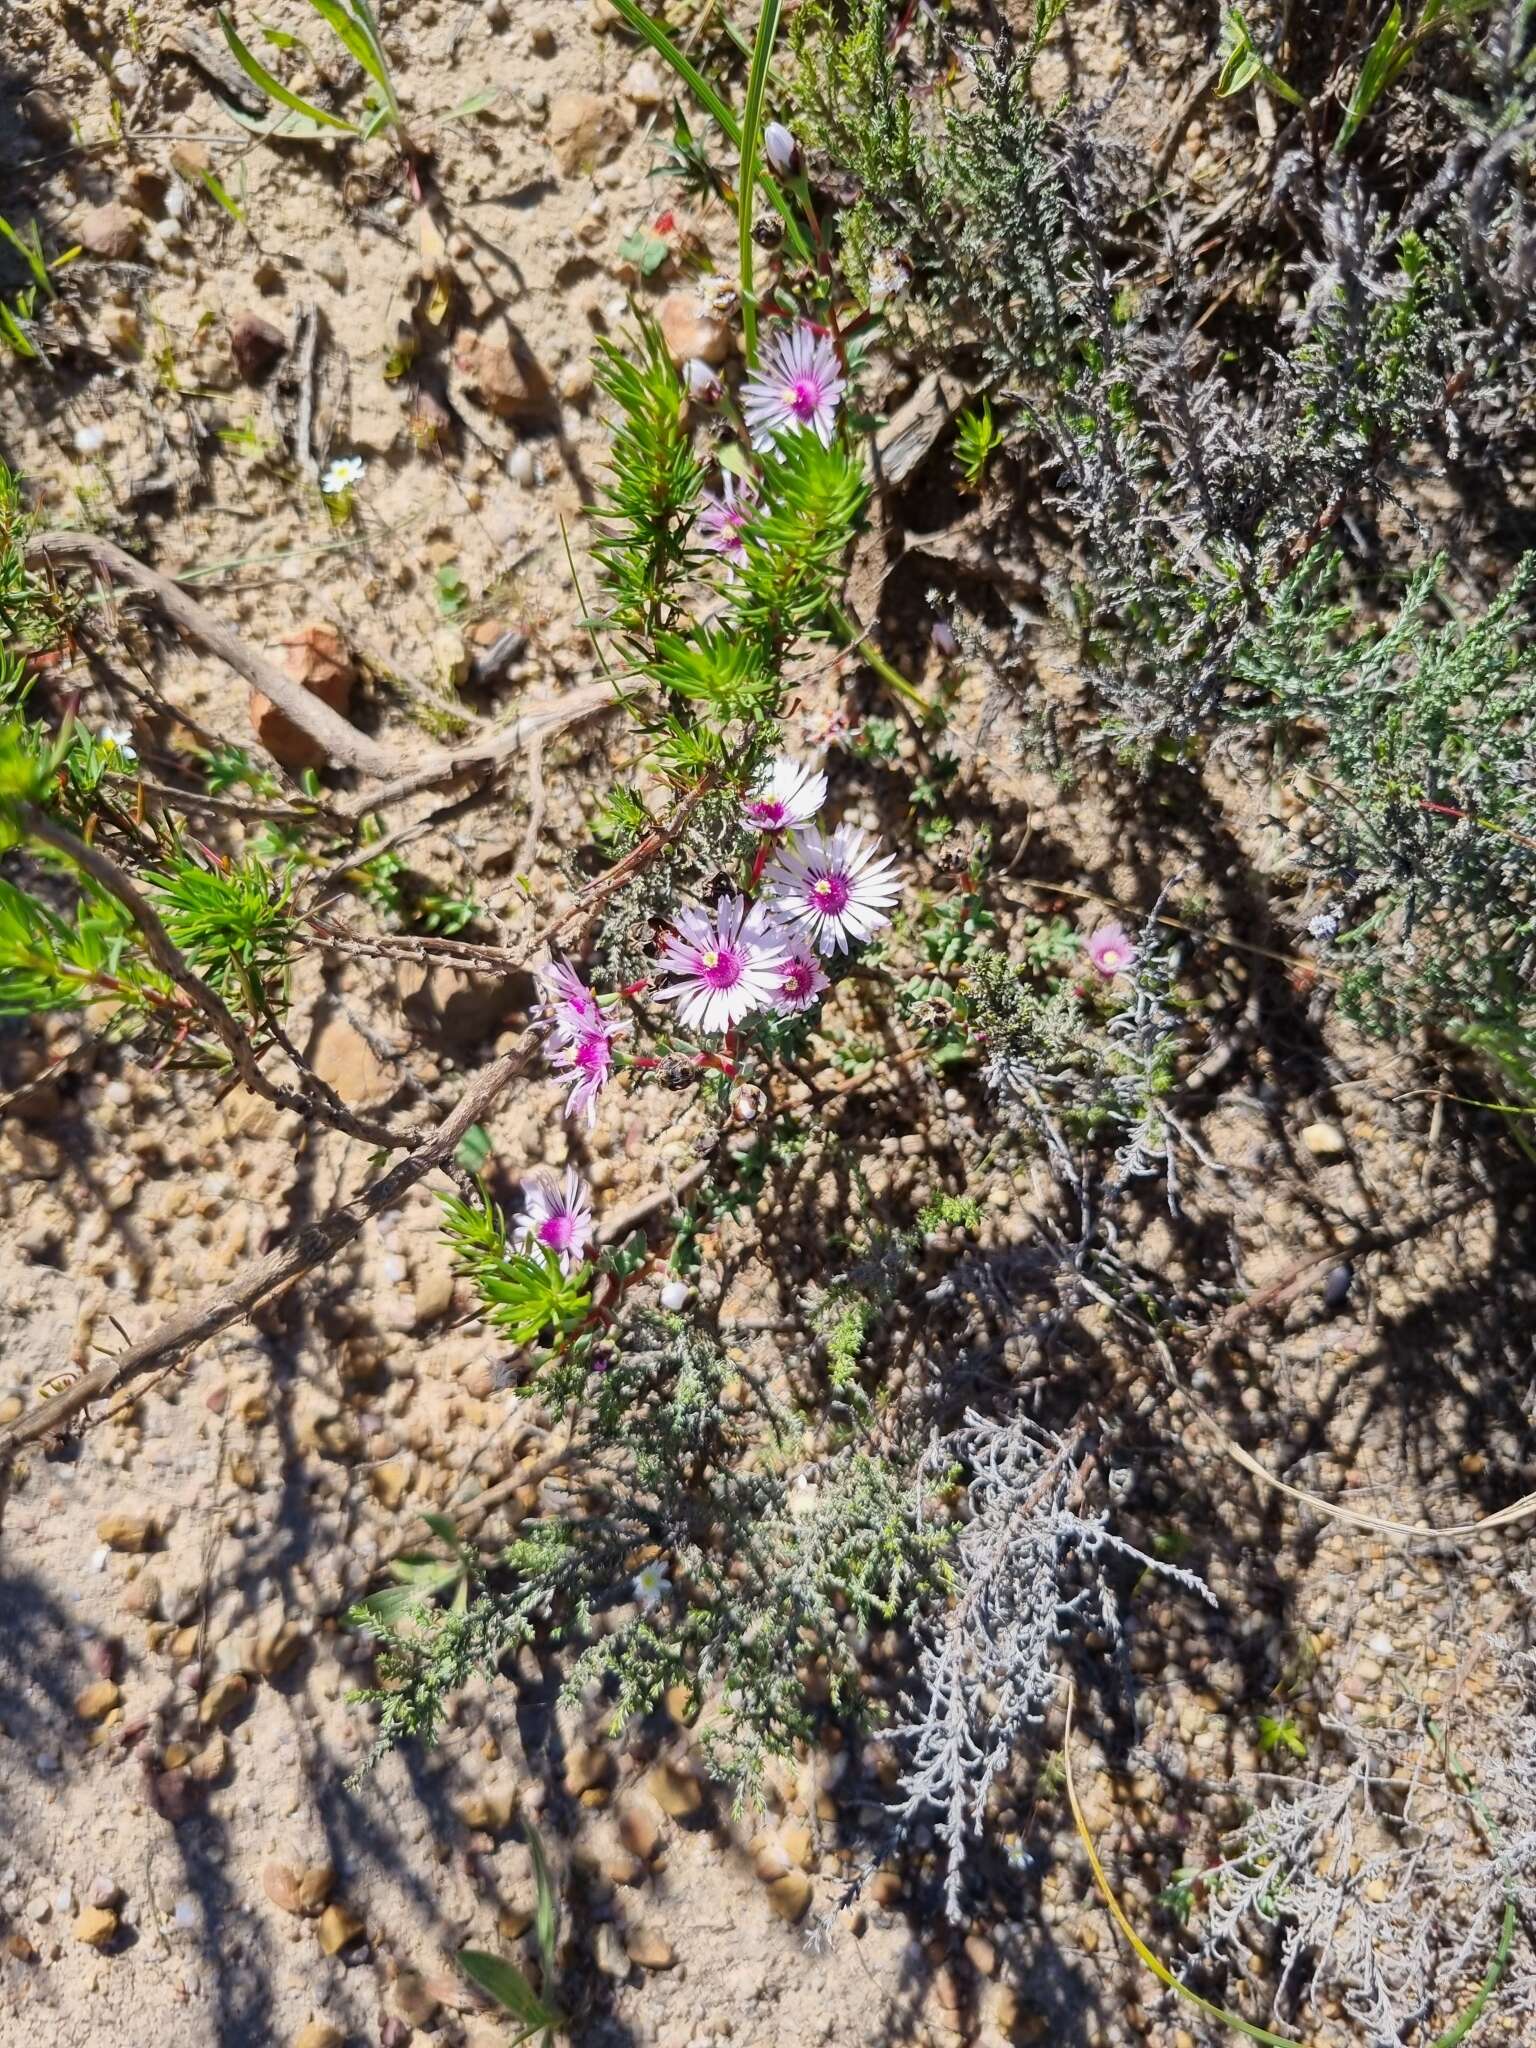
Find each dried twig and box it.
[27,530,614,789]
[0,1033,539,1463]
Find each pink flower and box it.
[550,1016,627,1126]
[698,474,755,574]
[654,894,787,1035]
[762,825,901,956]
[513,1167,595,1273]
[741,322,845,450]
[535,955,602,1042]
[773,938,830,1014]
[1085,922,1138,978]
[743,754,827,834]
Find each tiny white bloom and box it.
[659,1279,690,1312]
[763,121,801,176]
[865,249,909,305]
[99,723,137,762]
[321,455,365,497]
[73,424,107,455]
[632,1559,671,1612]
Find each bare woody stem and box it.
[18,804,409,1153]
[0,1033,541,1463]
[27,529,615,796]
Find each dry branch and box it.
[28,530,614,791]
[0,1031,539,1463]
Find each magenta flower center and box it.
[749,798,788,828]
[810,871,852,916]
[699,944,744,991]
[540,1211,577,1251]
[788,377,822,421]
[575,1032,610,1072]
[783,959,815,998]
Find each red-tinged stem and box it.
[750,833,773,887]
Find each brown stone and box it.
[394,1970,440,2028]
[79,202,141,260]
[370,1461,410,1510]
[658,291,730,368]
[452,1783,517,1833]
[306,1015,395,1110]
[547,90,627,175]
[75,1679,122,1722]
[21,90,72,143]
[625,1927,675,1969]
[294,2025,345,2048]
[254,1619,305,1678]
[189,1732,228,1784]
[869,1869,903,1907]
[316,1903,364,1955]
[458,334,553,421]
[965,1932,998,1977]
[248,624,355,771]
[170,141,213,179]
[617,1806,660,1862]
[197,1672,249,1727]
[765,1869,812,1922]
[563,1742,613,1797]
[73,1905,118,1948]
[647,1761,703,1819]
[230,309,286,382]
[263,1862,304,1916]
[779,1821,813,1870]
[298,1864,334,1915]
[97,1510,155,1552]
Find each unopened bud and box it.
[763,121,801,177]
[730,1082,766,1126]
[659,1279,691,1312]
[683,357,722,404]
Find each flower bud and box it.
[659,1279,691,1312]
[730,1082,766,1126]
[683,357,722,404]
[763,121,801,177]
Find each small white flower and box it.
[73,424,107,456]
[633,1559,671,1612]
[743,754,827,834]
[682,357,722,404]
[763,121,801,177]
[321,455,365,497]
[659,1279,691,1312]
[99,723,137,763]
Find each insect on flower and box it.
[743,754,827,834]
[773,938,831,1014]
[763,825,902,956]
[633,1558,671,1611]
[513,1166,595,1273]
[654,894,788,1035]
[697,474,756,576]
[550,1015,628,1126]
[320,455,365,498]
[741,322,846,451]
[1084,922,1138,978]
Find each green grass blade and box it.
[197,165,247,225]
[0,214,50,291]
[605,0,812,265]
[525,1821,560,1984]
[217,10,361,132]
[1336,0,1404,150]
[736,0,782,364]
[458,1949,558,2032]
[307,0,393,105]
[0,302,39,359]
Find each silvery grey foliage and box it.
[890,1407,1214,1917]
[1198,1670,1536,2046]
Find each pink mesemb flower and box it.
[697,474,755,575]
[654,894,787,1036]
[762,825,901,956]
[1085,922,1138,979]
[743,754,827,834]
[550,1016,627,1126]
[535,954,602,1042]
[741,322,846,451]
[513,1167,595,1273]
[773,939,830,1015]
